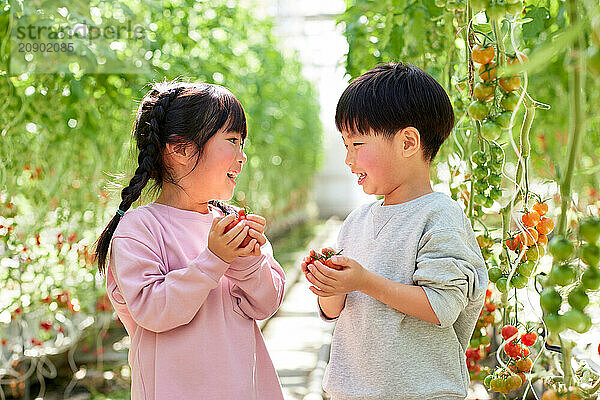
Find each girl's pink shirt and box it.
[106,202,286,400]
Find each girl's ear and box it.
[398,127,421,158]
[164,142,190,166]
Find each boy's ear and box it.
[398,127,421,158]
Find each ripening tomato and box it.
[508,51,529,66]
[519,228,539,246]
[522,210,541,227]
[472,45,495,64]
[532,202,548,216]
[505,236,522,252]
[536,217,555,235]
[499,76,521,92]
[526,245,545,261]
[479,62,497,81]
[537,234,548,246]
[474,82,495,102]
[542,389,560,400]
[516,357,533,372]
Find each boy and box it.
[302,63,488,399]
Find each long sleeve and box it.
[413,227,487,328]
[225,240,286,320]
[110,235,229,333]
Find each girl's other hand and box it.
[208,214,257,263]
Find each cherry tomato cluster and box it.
[488,201,553,293]
[483,324,536,394]
[470,143,503,211]
[542,216,600,335]
[302,248,343,271]
[467,43,526,142]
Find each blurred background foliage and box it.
[0,0,321,396]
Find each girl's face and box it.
[175,128,246,205]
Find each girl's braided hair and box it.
[94,81,247,274]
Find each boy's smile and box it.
[341,128,433,205]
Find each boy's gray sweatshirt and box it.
[321,192,488,400]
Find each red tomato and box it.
[521,332,537,346]
[501,325,519,340]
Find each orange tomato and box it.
[537,234,548,246]
[479,62,497,81]
[532,202,548,216]
[516,357,533,372]
[505,236,522,251]
[536,216,555,235]
[499,76,521,92]
[522,210,541,227]
[519,228,539,246]
[472,45,495,64]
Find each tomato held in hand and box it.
[224,209,252,247]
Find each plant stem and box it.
[557,0,586,236]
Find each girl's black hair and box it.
[335,62,455,162]
[94,81,247,274]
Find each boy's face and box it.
[341,128,429,203]
[341,130,405,196]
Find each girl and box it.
[94,81,286,399]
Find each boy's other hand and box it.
[305,256,368,296]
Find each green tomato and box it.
[489,144,503,162]
[471,150,488,165]
[489,187,503,200]
[539,287,562,314]
[487,173,502,187]
[526,245,545,262]
[487,161,502,174]
[511,273,528,289]
[549,263,577,286]
[483,196,494,208]
[474,180,489,193]
[494,111,513,129]
[470,337,481,348]
[474,193,487,205]
[488,267,503,282]
[567,287,589,311]
[581,267,600,290]
[517,260,535,277]
[580,243,600,267]
[480,335,491,345]
[548,236,574,262]
[579,216,600,243]
[468,101,490,121]
[473,165,489,180]
[563,309,591,333]
[500,92,520,111]
[543,313,566,334]
[496,276,509,293]
[480,120,501,141]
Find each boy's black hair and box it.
[335,62,455,163]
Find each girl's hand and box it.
[208,214,259,263]
[241,213,267,256]
[305,256,368,296]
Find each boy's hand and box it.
[208,214,259,263]
[305,256,368,296]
